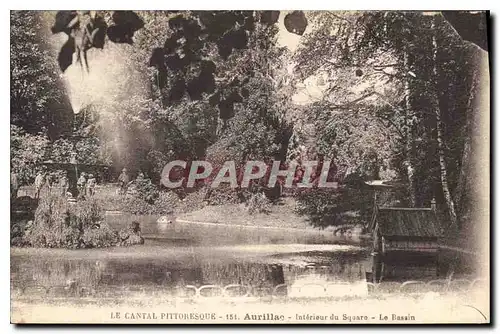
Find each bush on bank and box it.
[17,194,143,248]
[97,190,181,215]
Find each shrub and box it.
[81,222,119,248]
[206,185,241,205]
[24,193,74,247]
[246,192,271,214]
[134,176,159,204]
[11,219,30,247]
[69,197,104,231]
[109,190,178,215]
[119,196,155,215]
[154,191,180,213]
[96,184,181,215]
[176,188,208,213]
[295,186,372,228]
[117,222,144,246]
[22,193,128,248]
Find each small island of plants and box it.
[11,194,144,249]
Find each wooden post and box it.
[70,152,78,198]
[431,197,436,211]
[371,226,383,283]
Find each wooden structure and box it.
[363,180,443,282]
[369,205,443,282]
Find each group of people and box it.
[32,170,97,199]
[76,172,97,198]
[34,170,70,199]
[13,167,139,200]
[117,168,152,196]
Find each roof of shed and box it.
[376,207,442,238]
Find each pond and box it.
[103,211,367,246]
[11,240,371,300]
[12,212,472,301]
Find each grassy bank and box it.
[178,197,312,229]
[94,184,351,231]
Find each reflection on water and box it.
[104,213,366,246]
[11,246,369,299]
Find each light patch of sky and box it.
[275,11,330,105]
[52,11,336,110]
[50,32,145,116]
[277,12,400,107]
[276,11,304,53]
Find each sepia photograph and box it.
[9,9,490,324]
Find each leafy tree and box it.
[46,11,296,190]
[10,125,50,185]
[293,11,481,230]
[11,11,73,140]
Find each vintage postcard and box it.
[10,10,490,324]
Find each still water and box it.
[10,211,480,301]
[104,212,365,246]
[11,241,370,299]
[11,210,375,300]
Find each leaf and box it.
[187,79,203,100]
[107,25,134,44]
[51,11,79,34]
[201,60,216,74]
[241,87,250,98]
[107,11,144,44]
[168,15,187,30]
[89,16,107,48]
[217,40,233,60]
[148,47,165,68]
[112,11,144,31]
[218,99,235,120]
[168,79,186,102]
[58,36,75,72]
[227,29,248,50]
[67,15,79,29]
[243,14,256,31]
[260,11,280,25]
[165,54,185,70]
[209,92,221,106]
[90,28,100,43]
[284,11,308,36]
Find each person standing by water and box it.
[11,171,19,200]
[118,168,130,195]
[86,174,96,197]
[34,171,45,199]
[77,172,87,198]
[59,171,69,197]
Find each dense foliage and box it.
[14,193,144,248]
[11,10,487,237]
[293,12,485,230]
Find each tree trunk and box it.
[432,17,457,228]
[454,71,477,216]
[435,104,458,227]
[403,48,416,206]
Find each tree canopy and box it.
[11,10,489,236]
